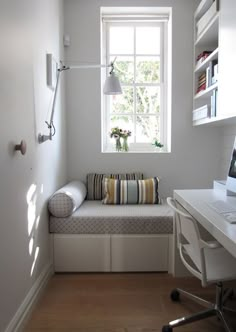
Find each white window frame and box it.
[101,12,171,153]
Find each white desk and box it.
[174,189,236,259]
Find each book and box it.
[197,83,206,93]
[198,78,206,85]
[199,72,206,78]
[212,63,218,83]
[205,60,218,87]
[193,105,209,121]
[196,50,212,61]
[214,63,218,76]
[210,89,218,117]
[215,88,218,115]
[206,66,211,88]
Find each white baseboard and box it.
[5,262,53,332]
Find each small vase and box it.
[115,137,122,152]
[122,137,129,152]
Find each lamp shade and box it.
[103,72,122,95]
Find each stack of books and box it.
[196,51,212,67]
[193,105,209,121]
[197,72,206,93]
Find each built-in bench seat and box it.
[48,177,174,273]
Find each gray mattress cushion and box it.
[50,200,173,234]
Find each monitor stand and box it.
[227,189,236,196]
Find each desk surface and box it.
[174,189,236,259]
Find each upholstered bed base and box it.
[50,200,173,234]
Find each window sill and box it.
[102,143,170,153]
[102,148,170,154]
[102,151,170,154]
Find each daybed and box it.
[49,173,174,273]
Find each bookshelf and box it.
[193,0,219,125]
[193,0,236,127]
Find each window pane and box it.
[136,86,160,114]
[136,115,160,143]
[136,56,160,83]
[111,87,134,114]
[110,115,134,142]
[110,27,134,54]
[136,27,160,54]
[113,56,134,84]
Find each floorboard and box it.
[24,273,236,332]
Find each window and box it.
[101,9,171,153]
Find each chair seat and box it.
[183,244,236,284]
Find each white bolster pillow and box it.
[48,180,87,217]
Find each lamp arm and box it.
[69,64,108,69]
[38,66,68,144]
[69,58,117,70]
[49,68,61,126]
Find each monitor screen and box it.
[226,137,236,195]
[228,148,236,179]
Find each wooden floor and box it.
[24,273,236,332]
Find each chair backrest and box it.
[167,197,207,284]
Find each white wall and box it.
[0,1,66,331]
[64,0,221,197]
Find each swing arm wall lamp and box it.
[38,54,122,144]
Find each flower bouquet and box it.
[110,127,131,152]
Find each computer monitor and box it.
[226,137,236,196]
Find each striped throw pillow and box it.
[103,178,160,204]
[86,173,143,200]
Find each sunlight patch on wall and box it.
[35,215,40,229]
[26,183,42,277]
[30,246,40,276]
[29,238,34,255]
[27,184,37,236]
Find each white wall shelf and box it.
[195,0,216,20]
[195,13,219,47]
[194,82,218,100]
[193,114,236,127]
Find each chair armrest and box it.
[167,197,192,219]
[200,239,222,249]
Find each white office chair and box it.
[162,197,236,332]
